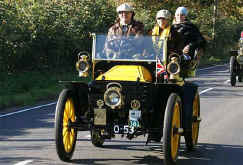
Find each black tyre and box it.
[185,90,200,151]
[55,89,77,162]
[91,128,104,147]
[230,56,236,86]
[163,93,182,165]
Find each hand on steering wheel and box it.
[105,38,135,59]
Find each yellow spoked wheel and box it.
[185,90,200,151]
[192,91,200,145]
[163,93,182,165]
[55,89,77,162]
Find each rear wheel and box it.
[230,56,236,86]
[55,89,77,162]
[163,93,182,165]
[185,90,200,151]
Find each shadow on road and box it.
[0,105,55,140]
[69,142,243,165]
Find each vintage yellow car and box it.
[54,34,201,165]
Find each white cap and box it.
[117,3,134,13]
[175,7,188,16]
[156,10,171,19]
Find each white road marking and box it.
[225,79,230,84]
[197,64,227,71]
[14,160,33,165]
[0,102,56,118]
[199,88,214,95]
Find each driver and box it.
[107,3,144,38]
[104,3,144,58]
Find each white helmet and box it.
[117,3,134,13]
[156,10,171,19]
[175,7,188,16]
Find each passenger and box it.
[172,6,206,62]
[150,9,184,56]
[172,7,206,141]
[104,3,144,58]
[147,9,184,143]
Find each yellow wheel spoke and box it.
[62,97,76,153]
[192,93,199,145]
[171,102,180,160]
[66,101,70,117]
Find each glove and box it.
[183,54,191,60]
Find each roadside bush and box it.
[0,0,116,74]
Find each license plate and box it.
[129,120,139,127]
[129,110,141,128]
[113,125,134,134]
[129,110,141,120]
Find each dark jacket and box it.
[104,20,144,58]
[168,26,184,55]
[172,20,206,57]
[107,20,144,37]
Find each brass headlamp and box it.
[104,82,123,109]
[167,57,181,80]
[76,52,90,77]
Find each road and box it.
[1,64,243,165]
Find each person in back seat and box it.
[172,6,206,77]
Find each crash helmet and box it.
[117,3,134,13]
[175,6,188,16]
[156,9,171,19]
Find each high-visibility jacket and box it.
[152,24,171,49]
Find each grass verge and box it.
[0,69,89,110]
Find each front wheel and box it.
[55,89,77,162]
[163,93,182,165]
[185,90,201,151]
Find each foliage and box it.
[131,0,243,58]
[0,0,116,74]
[0,0,242,109]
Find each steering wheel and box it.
[105,38,136,59]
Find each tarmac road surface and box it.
[1,64,243,165]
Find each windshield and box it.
[92,34,166,62]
